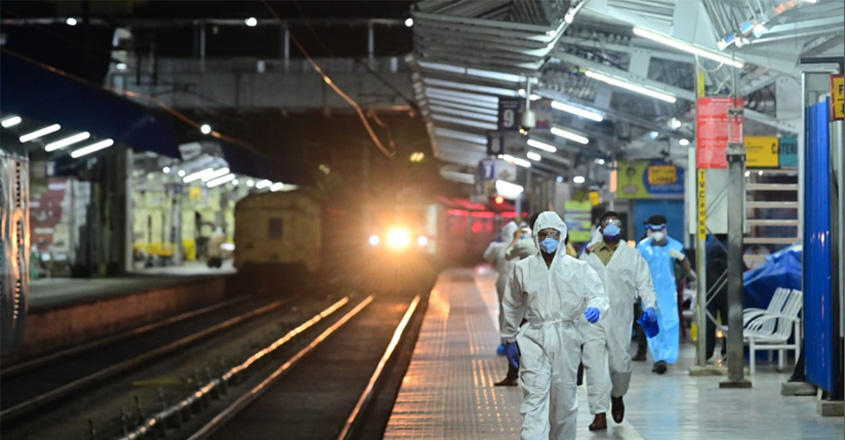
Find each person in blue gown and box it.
[636,215,696,374]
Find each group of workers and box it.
[484,210,694,439]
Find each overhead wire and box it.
[263,0,396,158]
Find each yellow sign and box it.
[589,191,600,206]
[832,74,844,121]
[745,136,780,168]
[189,186,202,200]
[697,169,706,241]
[647,164,678,185]
[697,71,706,98]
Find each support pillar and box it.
[720,140,752,388]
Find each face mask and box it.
[603,224,621,241]
[652,231,666,242]
[539,237,559,254]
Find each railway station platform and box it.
[14,265,233,361]
[30,261,232,312]
[383,267,843,440]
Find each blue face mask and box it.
[603,224,621,241]
[539,237,559,254]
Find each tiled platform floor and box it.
[384,267,843,440]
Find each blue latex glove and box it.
[505,342,520,368]
[643,307,657,323]
[584,307,601,324]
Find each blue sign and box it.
[779,137,798,168]
[479,159,495,180]
[498,98,523,132]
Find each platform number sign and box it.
[498,98,523,132]
[487,131,504,156]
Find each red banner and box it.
[696,97,744,169]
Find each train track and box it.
[178,293,427,440]
[1,288,428,440]
[0,296,291,425]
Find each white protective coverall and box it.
[502,212,609,440]
[578,243,657,414]
[484,221,520,333]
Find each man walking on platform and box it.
[579,211,658,430]
[501,211,608,440]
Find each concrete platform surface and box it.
[383,267,844,440]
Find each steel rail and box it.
[336,295,421,440]
[0,298,291,423]
[182,296,374,440]
[1,296,250,378]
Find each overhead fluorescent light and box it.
[585,70,677,103]
[551,126,589,145]
[201,167,231,182]
[246,179,255,187]
[270,182,285,192]
[529,94,542,101]
[19,124,61,143]
[70,139,114,158]
[633,26,744,68]
[679,138,691,146]
[183,167,214,183]
[527,139,558,153]
[496,180,524,198]
[45,132,91,152]
[527,151,542,161]
[550,101,603,122]
[256,179,272,189]
[513,158,531,168]
[207,173,236,188]
[1,116,22,128]
[573,175,586,184]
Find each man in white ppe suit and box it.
[502,211,608,440]
[579,211,658,430]
[484,221,520,355]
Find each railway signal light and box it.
[494,196,505,205]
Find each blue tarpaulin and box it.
[743,244,802,310]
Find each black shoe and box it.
[494,377,519,387]
[588,413,607,431]
[611,396,625,423]
[652,361,668,375]
[632,352,647,362]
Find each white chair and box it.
[719,288,803,374]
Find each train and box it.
[232,190,516,295]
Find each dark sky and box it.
[1,1,416,20]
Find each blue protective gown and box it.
[637,236,684,364]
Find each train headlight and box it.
[417,235,428,246]
[386,228,411,249]
[369,235,380,246]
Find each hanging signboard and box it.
[498,97,523,132]
[617,160,684,199]
[696,97,744,169]
[486,131,504,156]
[745,136,780,168]
[831,74,844,121]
